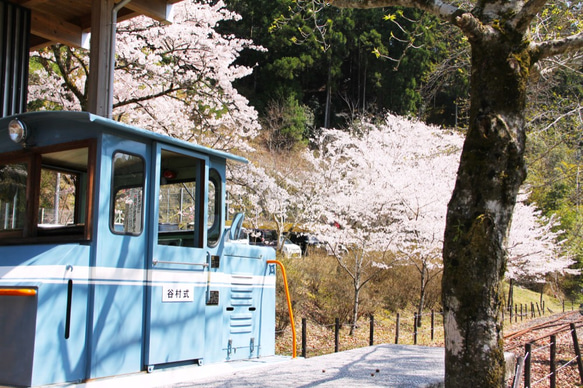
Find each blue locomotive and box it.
[0,111,277,387]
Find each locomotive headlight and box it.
[8,118,28,145]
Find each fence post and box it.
[531,302,535,318]
[536,302,541,317]
[570,323,583,384]
[413,313,418,345]
[512,356,524,388]
[521,304,523,322]
[515,304,518,323]
[334,318,339,353]
[369,314,374,346]
[301,318,307,358]
[550,334,556,388]
[525,343,531,388]
[395,313,400,344]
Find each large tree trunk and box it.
[442,33,529,386]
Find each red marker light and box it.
[163,169,177,179]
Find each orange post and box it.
[267,260,297,358]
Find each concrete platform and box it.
[43,344,445,388]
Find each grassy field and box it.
[503,282,573,314]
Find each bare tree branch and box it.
[531,32,583,61]
[511,0,548,33]
[326,0,464,24]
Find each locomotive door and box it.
[90,138,150,378]
[145,145,208,367]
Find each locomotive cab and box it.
[0,111,276,387]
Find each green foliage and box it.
[220,1,445,127]
[262,95,312,151]
[524,59,583,299]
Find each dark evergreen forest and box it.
[217,1,469,131]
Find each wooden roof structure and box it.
[3,0,184,118]
[10,0,183,50]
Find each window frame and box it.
[206,168,222,247]
[0,155,31,239]
[110,150,146,236]
[0,139,96,244]
[155,145,207,249]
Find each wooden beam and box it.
[123,0,174,24]
[29,9,87,48]
[87,0,115,118]
[18,0,51,7]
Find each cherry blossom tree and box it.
[228,153,325,251]
[305,114,464,333]
[228,162,292,247]
[28,0,262,151]
[321,0,583,384]
[507,191,577,283]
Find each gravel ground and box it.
[57,344,444,388]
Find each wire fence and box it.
[512,323,583,388]
[276,310,447,358]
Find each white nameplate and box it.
[162,285,194,302]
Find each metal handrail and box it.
[152,260,208,267]
[267,260,297,358]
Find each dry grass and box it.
[276,310,444,357]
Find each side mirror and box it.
[229,212,244,241]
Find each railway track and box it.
[503,311,583,387]
[505,311,583,349]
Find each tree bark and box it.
[442,32,529,386]
[417,264,427,327]
[350,281,360,335]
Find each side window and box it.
[111,152,145,235]
[0,162,28,233]
[0,140,95,243]
[157,150,203,248]
[39,168,79,226]
[37,146,92,237]
[207,169,222,247]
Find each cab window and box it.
[0,161,27,233]
[207,169,222,247]
[157,150,204,248]
[111,152,145,235]
[0,140,95,243]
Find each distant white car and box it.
[280,237,302,259]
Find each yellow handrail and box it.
[267,260,296,358]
